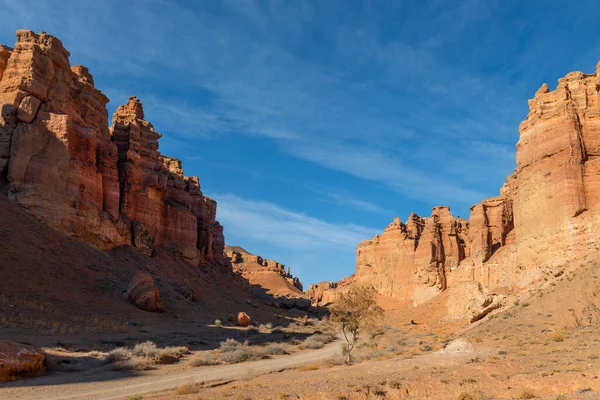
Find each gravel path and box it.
[0,340,341,400]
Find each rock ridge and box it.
[0,30,224,266]
[310,60,600,319]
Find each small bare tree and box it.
[330,285,383,364]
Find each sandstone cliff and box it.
[311,62,600,318]
[225,245,304,297]
[0,30,224,266]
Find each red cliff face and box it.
[0,30,224,266]
[315,62,600,316]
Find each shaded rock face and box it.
[127,273,165,313]
[316,62,600,315]
[0,340,45,382]
[0,31,225,266]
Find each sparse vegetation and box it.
[259,323,273,331]
[191,352,220,367]
[518,389,536,399]
[301,334,330,350]
[113,357,152,371]
[174,382,200,395]
[323,354,345,366]
[103,342,188,370]
[216,338,268,364]
[549,331,565,342]
[265,343,291,355]
[298,363,320,371]
[457,392,478,400]
[331,285,383,364]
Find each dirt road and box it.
[0,340,340,400]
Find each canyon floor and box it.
[4,257,600,399]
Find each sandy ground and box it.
[0,339,341,400]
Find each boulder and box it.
[0,340,45,382]
[127,273,165,313]
[281,297,296,310]
[294,298,311,311]
[237,312,251,327]
[288,308,308,318]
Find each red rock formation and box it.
[353,209,468,306]
[0,340,44,382]
[313,61,600,317]
[225,245,304,295]
[0,31,225,267]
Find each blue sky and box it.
[2,0,600,286]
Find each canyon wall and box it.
[0,30,224,266]
[312,62,600,313]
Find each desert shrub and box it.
[323,354,345,366]
[125,396,143,400]
[174,382,200,395]
[259,323,273,331]
[518,389,536,399]
[218,338,245,352]
[160,346,188,358]
[113,357,152,371]
[217,340,267,363]
[191,352,220,367]
[219,348,251,363]
[298,363,320,371]
[301,334,329,350]
[265,343,290,355]
[132,341,160,358]
[549,331,565,342]
[271,326,284,334]
[421,345,432,352]
[301,332,336,350]
[457,392,478,400]
[215,319,222,326]
[104,347,133,363]
[106,343,187,366]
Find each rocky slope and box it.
[0,30,223,266]
[310,62,600,320]
[225,245,304,298]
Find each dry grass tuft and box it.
[191,352,220,367]
[265,343,291,356]
[174,382,200,395]
[548,331,565,342]
[518,389,536,399]
[298,363,320,371]
[113,357,152,371]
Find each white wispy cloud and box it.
[214,193,379,250]
[0,0,528,210]
[322,191,391,214]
